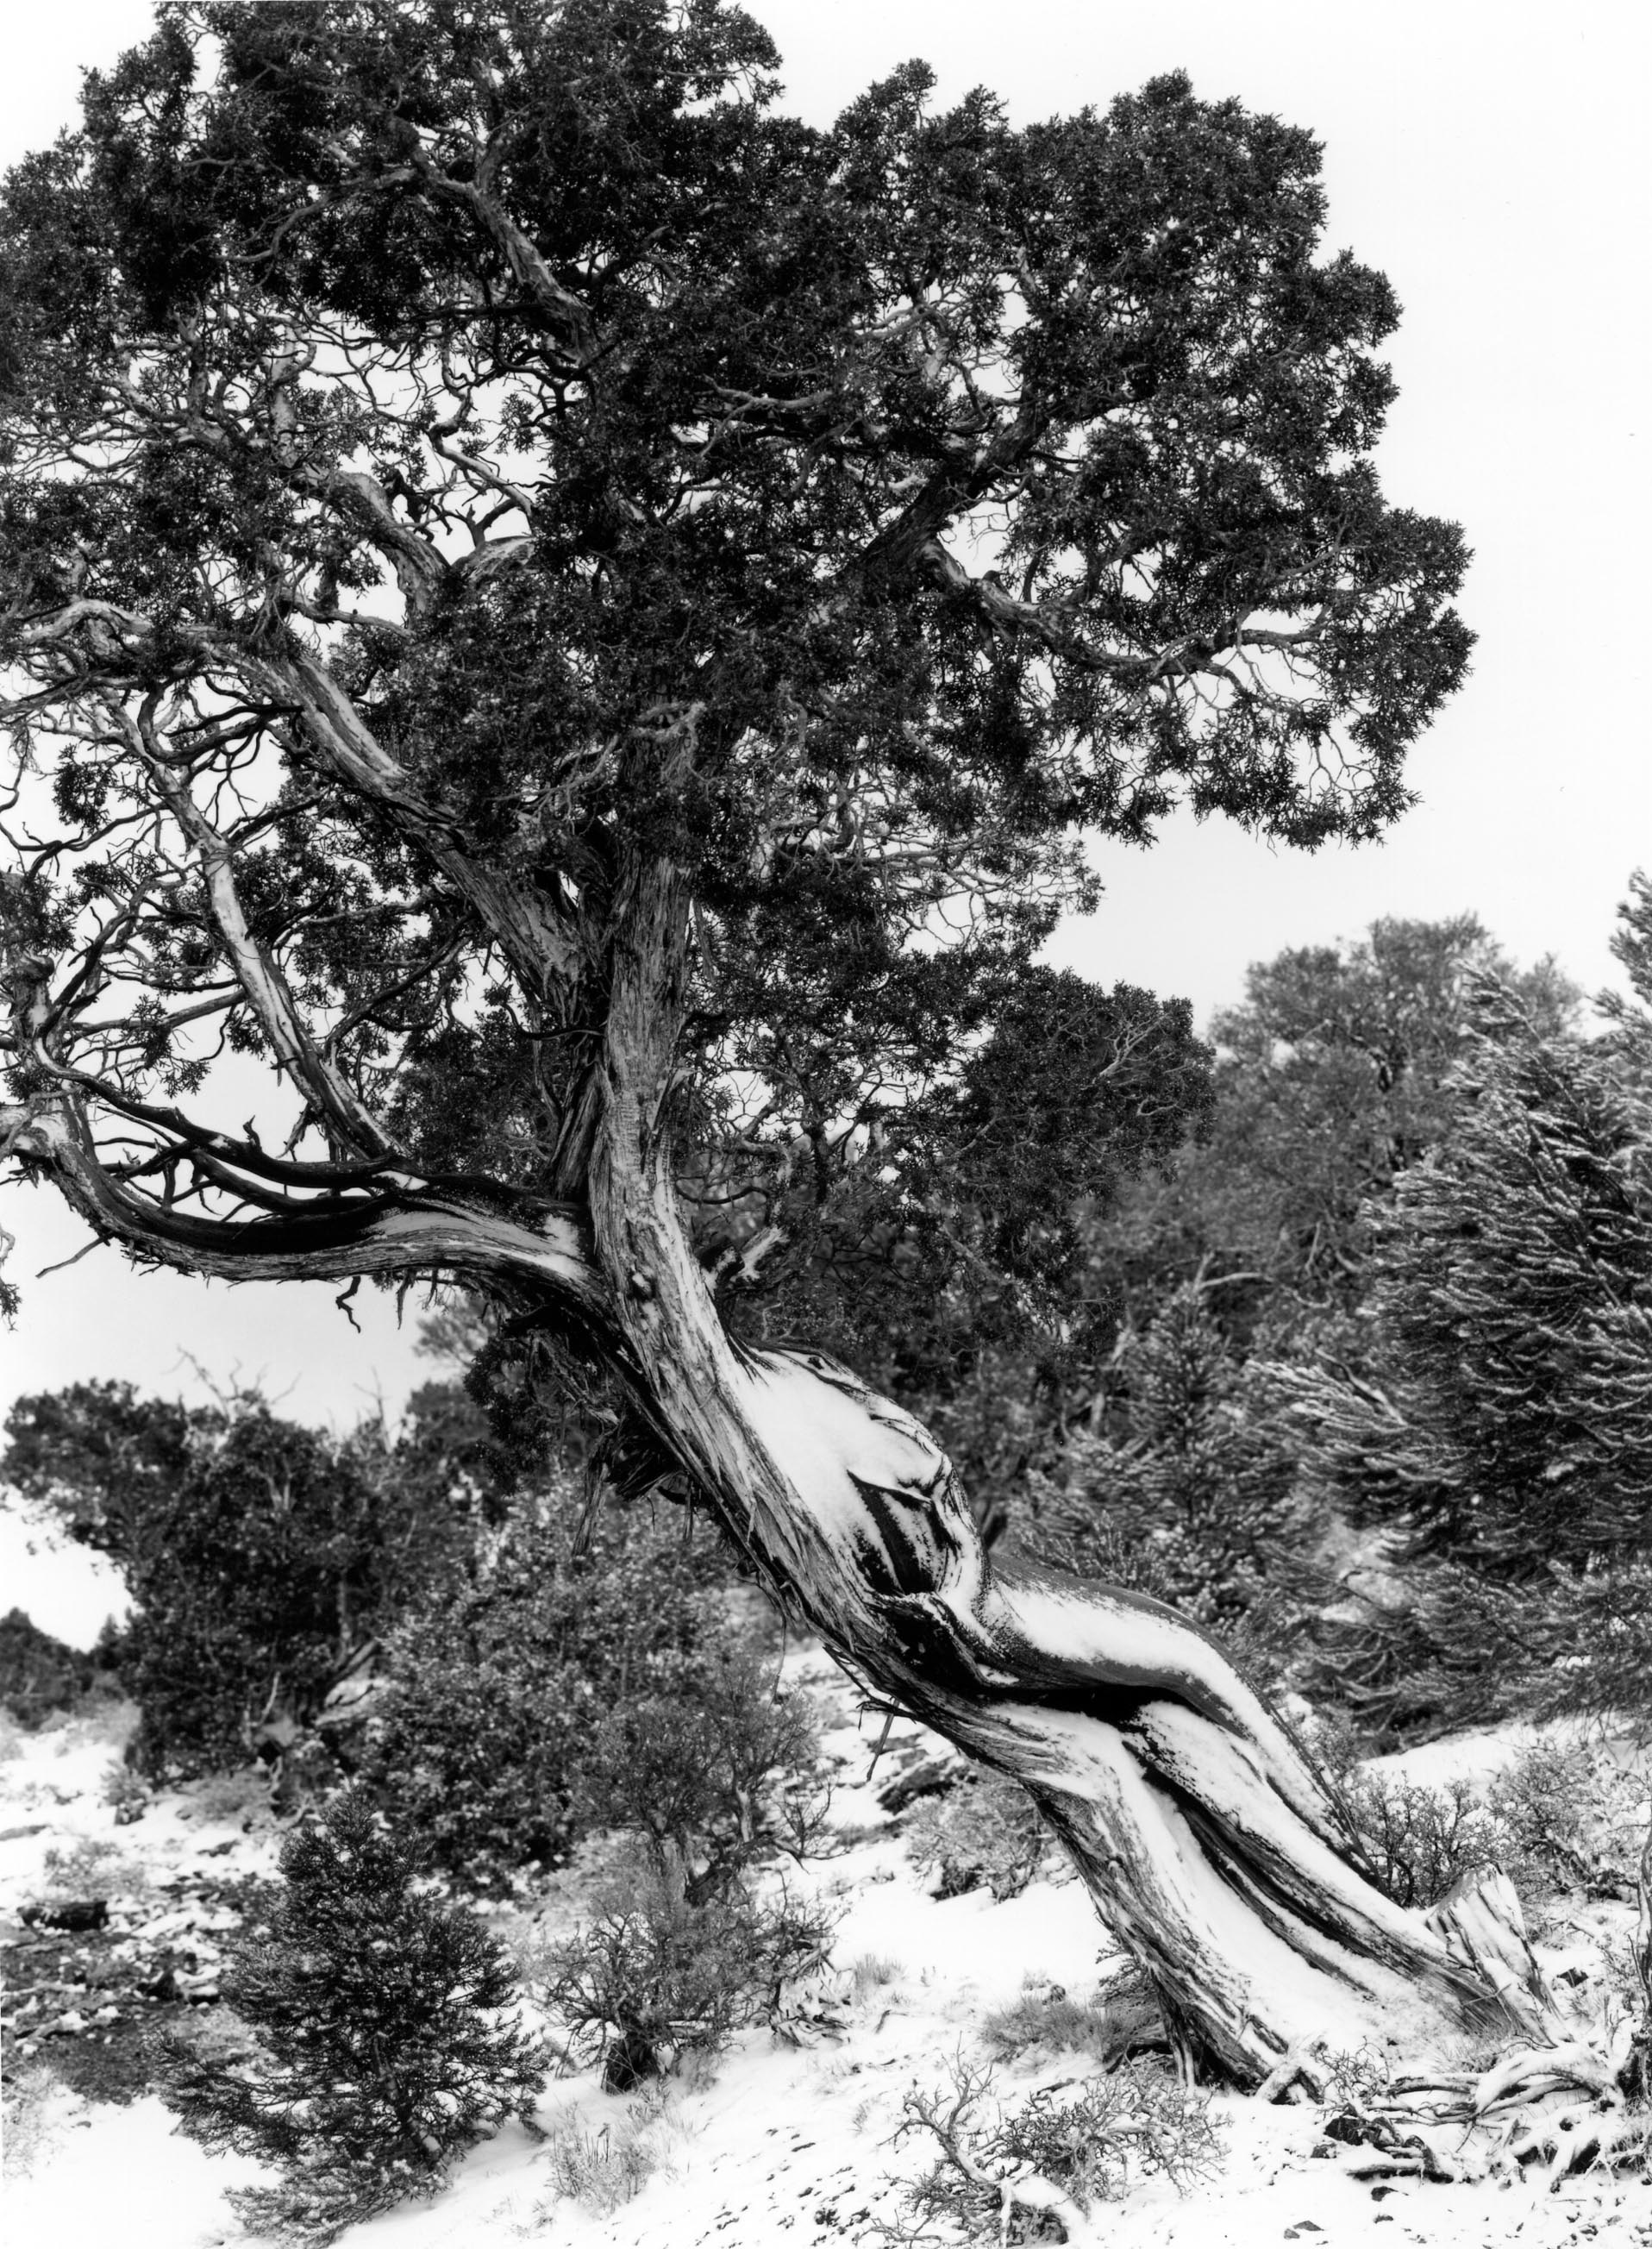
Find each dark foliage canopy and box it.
[3,1377,476,1771]
[1279,986,1652,1577]
[0,1603,101,1725]
[0,0,1470,1355]
[160,1787,546,2240]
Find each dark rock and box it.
[602,2027,660,2093]
[875,1757,959,1815]
[20,1898,109,1933]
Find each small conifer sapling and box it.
[159,1789,547,2242]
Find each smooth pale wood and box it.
[575,860,1529,2083]
[1,843,1549,2086]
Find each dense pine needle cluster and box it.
[1280,987,1652,1576]
[158,1789,547,2242]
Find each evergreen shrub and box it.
[570,1644,825,1889]
[524,1633,833,2089]
[362,1483,740,1888]
[158,1789,546,2243]
[3,1384,474,1780]
[529,1851,835,2090]
[1021,1288,1307,1639]
[904,1767,1052,1901]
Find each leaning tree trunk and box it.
[1,855,1543,2089]
[583,868,1536,2089]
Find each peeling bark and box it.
[569,861,1531,2083]
[0,23,1548,2094]
[0,854,1545,2086]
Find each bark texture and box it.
[0,16,1540,2090]
[2,857,1545,2088]
[600,1231,1529,2083]
[1,859,1543,2088]
[573,864,1529,2084]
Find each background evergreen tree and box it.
[361,1476,744,1888]
[1017,1285,1305,1654]
[1273,963,1652,1734]
[1280,984,1652,1578]
[1097,916,1580,1337]
[3,1381,479,1776]
[0,1606,100,1726]
[160,1788,547,2242]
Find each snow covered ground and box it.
[3,1645,1649,2249]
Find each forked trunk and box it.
[585,869,1535,2086]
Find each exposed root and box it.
[1253,2042,1331,2105]
[1321,2014,1649,2191]
[879,2051,1223,2246]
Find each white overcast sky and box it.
[2,0,1649,1550]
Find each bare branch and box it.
[253,651,585,1002]
[124,695,399,1162]
[0,1090,597,1310]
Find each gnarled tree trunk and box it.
[0,862,1537,2089]
[577,863,1531,2086]
[0,8,1523,2094]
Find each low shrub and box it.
[570,1647,824,1896]
[848,1952,902,2006]
[102,1758,150,1825]
[157,1789,547,2244]
[22,1836,149,1926]
[1299,1714,1499,1909]
[1486,1738,1649,1903]
[363,1486,742,1889]
[1,2057,59,2179]
[178,1765,272,1827]
[904,1767,1051,1901]
[517,1611,831,2092]
[527,1850,836,2091]
[538,2101,665,2213]
[893,2054,1223,2243]
[979,1969,1165,2069]
[1303,1717,1649,1921]
[1336,1770,1499,1911]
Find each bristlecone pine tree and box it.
[0,1,1537,2079]
[1279,980,1652,1577]
[1275,970,1652,1733]
[160,1789,547,2240]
